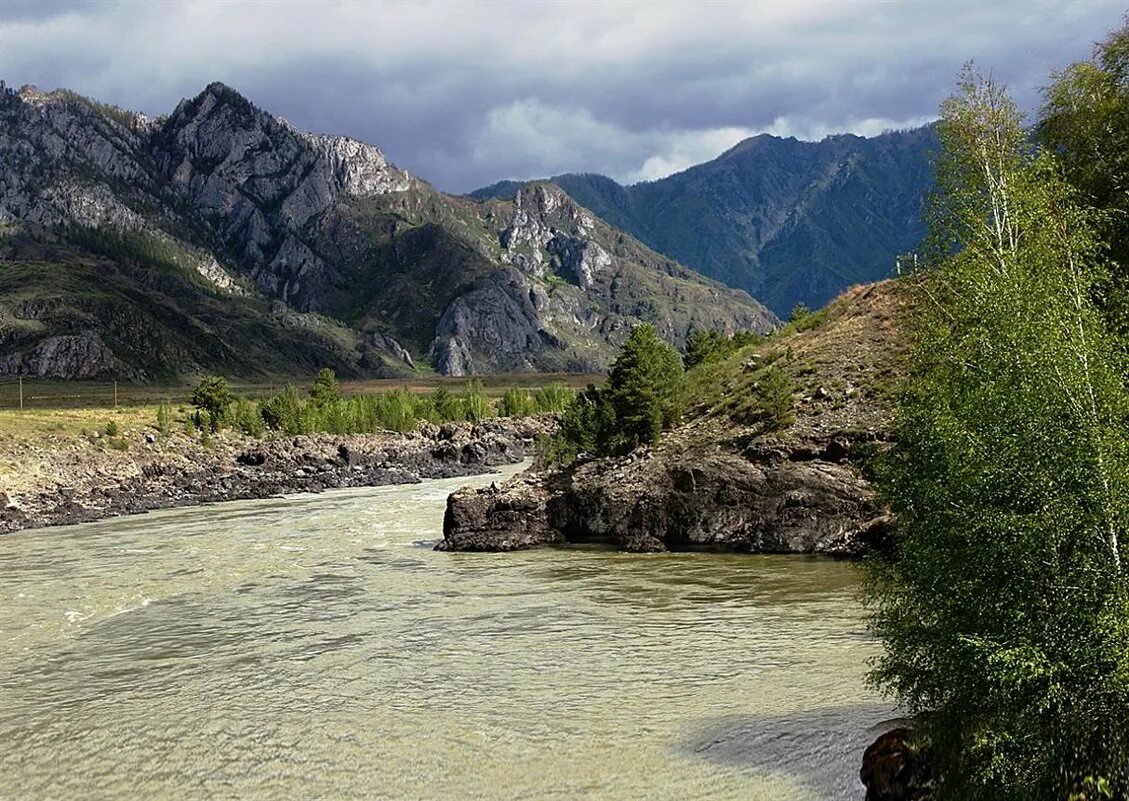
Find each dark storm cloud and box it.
[0,0,1123,192]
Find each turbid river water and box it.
[0,463,893,800]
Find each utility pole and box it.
[113,381,118,410]
[18,376,23,412]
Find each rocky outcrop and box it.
[439,472,563,551]
[426,182,776,374]
[860,728,937,801]
[156,82,412,286]
[440,426,890,554]
[0,417,550,535]
[0,331,141,380]
[439,281,909,554]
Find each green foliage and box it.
[604,324,685,452]
[429,386,463,422]
[68,226,202,285]
[746,365,795,430]
[551,325,685,460]
[155,401,172,436]
[260,385,301,433]
[231,397,264,437]
[684,328,764,369]
[1039,22,1129,333]
[108,437,129,451]
[684,329,727,369]
[310,368,340,406]
[103,421,119,436]
[540,384,611,465]
[864,66,1129,799]
[461,380,493,423]
[190,375,233,431]
[683,347,796,430]
[776,305,829,336]
[500,388,537,417]
[50,88,136,128]
[533,382,576,414]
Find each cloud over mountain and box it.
[0,0,1122,191]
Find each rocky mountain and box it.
[0,82,774,381]
[472,127,936,315]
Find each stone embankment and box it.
[0,417,547,534]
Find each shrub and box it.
[232,397,264,436]
[430,386,463,422]
[684,328,764,369]
[748,365,794,430]
[500,388,537,417]
[460,380,493,422]
[260,385,301,433]
[533,382,574,413]
[372,390,424,433]
[104,421,119,436]
[155,401,172,436]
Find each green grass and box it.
[0,374,602,413]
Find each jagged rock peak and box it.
[161,81,412,209]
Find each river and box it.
[0,463,893,800]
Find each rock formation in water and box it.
[0,82,774,381]
[440,281,907,554]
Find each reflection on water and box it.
[0,464,891,800]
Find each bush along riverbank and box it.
[440,280,908,554]
[0,416,551,534]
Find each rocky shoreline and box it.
[439,283,907,555]
[0,417,548,534]
[440,419,893,554]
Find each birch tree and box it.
[864,66,1129,799]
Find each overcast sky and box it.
[0,0,1124,192]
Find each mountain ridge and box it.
[0,81,775,381]
[471,125,937,314]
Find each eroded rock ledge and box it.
[440,420,892,554]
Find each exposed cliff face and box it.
[0,82,773,381]
[440,281,909,554]
[472,127,936,316]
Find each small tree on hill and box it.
[190,375,232,431]
[310,368,340,406]
[604,324,685,453]
[684,329,726,369]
